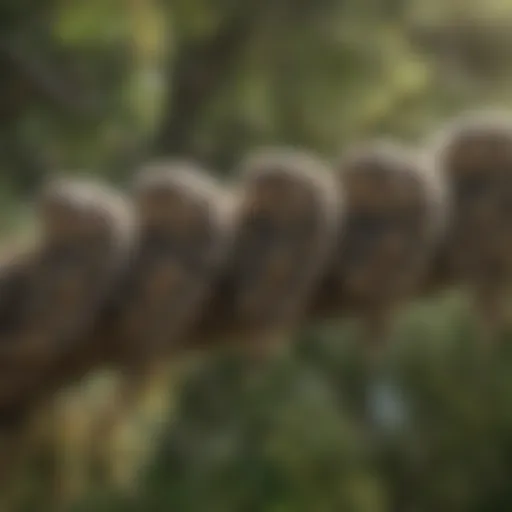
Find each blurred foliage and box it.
[5,0,512,192]
[5,0,512,510]
[61,294,512,512]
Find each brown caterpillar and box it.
[193,147,341,357]
[310,139,447,355]
[0,177,132,401]
[426,109,512,342]
[0,177,133,510]
[108,160,232,365]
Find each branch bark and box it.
[151,7,265,163]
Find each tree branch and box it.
[151,7,266,163]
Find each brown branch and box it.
[151,6,269,162]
